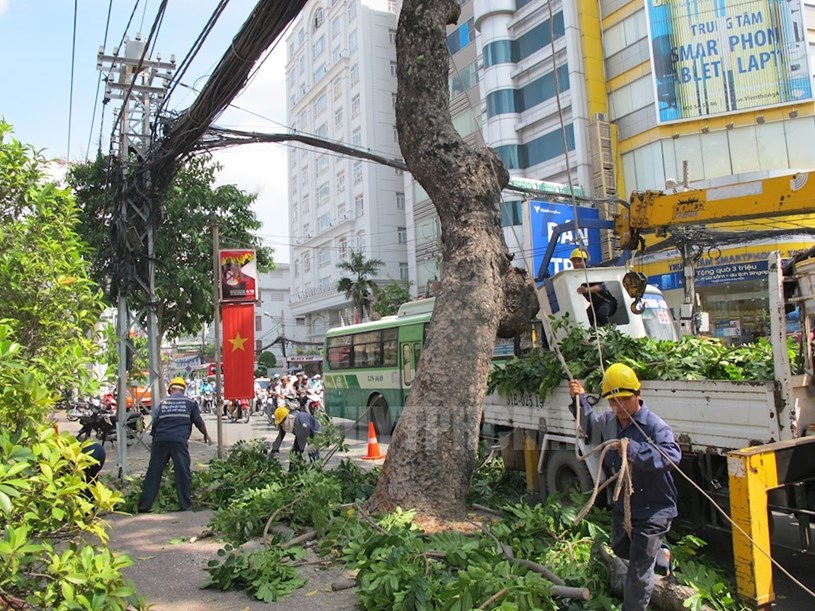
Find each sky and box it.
[0,0,294,262]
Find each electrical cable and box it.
[86,0,115,159]
[67,0,79,161]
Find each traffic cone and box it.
[362,421,385,460]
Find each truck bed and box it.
[483,379,788,454]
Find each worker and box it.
[569,248,617,326]
[269,405,320,464]
[138,377,211,513]
[569,363,680,610]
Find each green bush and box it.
[0,424,142,609]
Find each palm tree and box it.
[337,250,383,323]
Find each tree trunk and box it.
[367,0,538,518]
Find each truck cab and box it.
[541,266,679,341]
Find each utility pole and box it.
[98,35,174,477]
[279,308,287,371]
[211,222,224,458]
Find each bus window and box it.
[327,335,352,369]
[353,331,382,367]
[383,328,398,367]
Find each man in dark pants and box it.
[139,377,210,512]
[569,364,680,610]
[269,406,320,463]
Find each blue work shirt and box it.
[151,391,204,443]
[571,395,680,520]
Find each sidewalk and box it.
[54,410,385,609]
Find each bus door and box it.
[400,340,421,404]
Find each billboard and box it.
[219,249,258,302]
[646,0,812,123]
[529,201,602,280]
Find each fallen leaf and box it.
[136,555,156,561]
[168,537,187,544]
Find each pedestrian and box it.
[138,377,211,513]
[570,248,617,326]
[268,406,320,464]
[568,363,679,610]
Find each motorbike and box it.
[76,402,144,446]
[65,398,91,422]
[226,398,251,423]
[304,391,324,416]
[201,391,214,414]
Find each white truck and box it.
[484,252,815,538]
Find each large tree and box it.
[67,154,273,341]
[367,1,539,517]
[336,250,384,323]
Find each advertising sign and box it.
[646,0,812,123]
[529,201,602,280]
[219,249,258,303]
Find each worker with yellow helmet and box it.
[268,405,320,464]
[569,247,617,325]
[569,364,680,610]
[138,376,211,513]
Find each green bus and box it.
[324,298,534,435]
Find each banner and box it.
[646,0,813,123]
[220,249,258,302]
[529,201,602,280]
[222,303,255,399]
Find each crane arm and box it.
[617,172,815,250]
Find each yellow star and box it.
[228,332,248,351]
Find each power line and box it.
[85,0,115,159]
[67,0,79,161]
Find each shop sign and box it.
[649,260,768,289]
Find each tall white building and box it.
[254,264,303,371]
[286,0,408,341]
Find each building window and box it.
[298,28,305,45]
[356,230,366,252]
[334,108,343,128]
[295,316,306,326]
[314,93,327,115]
[332,47,342,64]
[313,35,325,57]
[313,63,327,82]
[352,128,361,146]
[349,30,358,54]
[446,18,474,54]
[299,55,306,77]
[294,259,300,277]
[336,170,345,193]
[317,182,330,203]
[292,203,298,224]
[449,60,479,97]
[399,262,408,280]
[396,192,405,209]
[397,226,407,243]
[331,16,341,39]
[350,63,360,86]
[389,28,397,45]
[393,124,398,142]
[348,2,356,20]
[299,109,309,128]
[355,193,364,217]
[337,202,347,220]
[314,7,324,30]
[315,122,328,137]
[390,61,398,77]
[301,171,308,188]
[353,161,362,183]
[304,253,311,272]
[338,236,348,259]
[392,92,397,109]
[500,200,523,227]
[303,221,311,237]
[333,77,343,100]
[319,247,331,267]
[316,155,329,175]
[351,94,360,118]
[302,194,310,214]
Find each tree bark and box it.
[367,0,538,518]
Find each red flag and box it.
[222,303,255,399]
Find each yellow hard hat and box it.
[601,364,641,399]
[569,248,589,260]
[169,376,187,390]
[274,406,290,426]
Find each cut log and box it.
[594,543,715,611]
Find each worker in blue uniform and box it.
[138,377,210,512]
[569,363,680,610]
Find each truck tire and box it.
[369,395,392,436]
[545,450,592,497]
